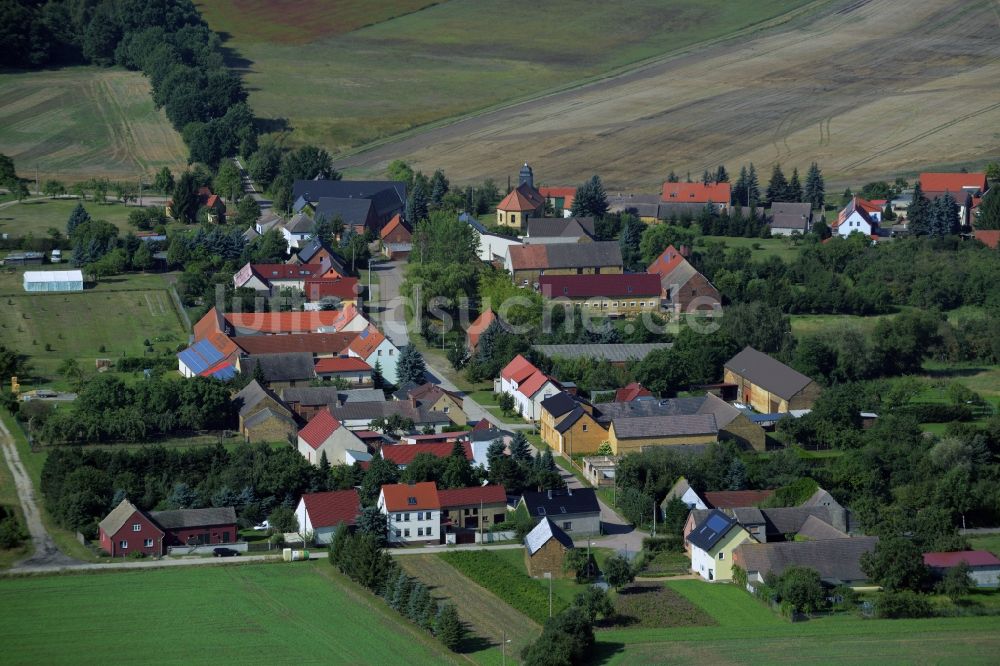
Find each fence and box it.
[166,542,249,556]
[476,530,515,543]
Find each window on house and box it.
[120,540,128,549]
[417,528,424,536]
[427,526,434,536]
[132,523,141,532]
[582,424,588,432]
[404,529,410,537]
[395,513,401,521]
[718,552,725,560]
[537,508,546,516]
[144,538,153,548]
[563,522,572,531]
[472,507,478,515]
[395,529,401,538]
[389,349,394,356]
[404,513,411,521]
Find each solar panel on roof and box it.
[359,329,370,339]
[179,348,210,375]
[210,364,237,380]
[706,514,730,533]
[192,340,224,365]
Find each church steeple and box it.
[519,162,534,189]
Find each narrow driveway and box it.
[0,418,79,570]
[233,157,272,210]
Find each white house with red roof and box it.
[496,354,561,421]
[314,356,373,385]
[833,196,883,238]
[924,550,1000,588]
[346,325,400,384]
[295,489,361,544]
[378,482,441,545]
[296,409,367,465]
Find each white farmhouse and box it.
[378,482,441,545]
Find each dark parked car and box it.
[213,547,239,557]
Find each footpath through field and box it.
[0,418,79,570]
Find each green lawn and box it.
[699,235,804,263]
[969,535,1000,558]
[0,270,186,385]
[0,563,453,664]
[0,67,187,183]
[0,418,30,568]
[789,312,896,338]
[200,0,814,152]
[597,581,1000,663]
[0,198,169,239]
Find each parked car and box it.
[213,547,239,557]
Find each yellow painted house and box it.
[539,392,607,455]
[687,509,757,582]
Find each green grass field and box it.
[699,235,805,263]
[0,198,143,239]
[596,580,1000,663]
[969,535,1000,558]
[0,270,186,384]
[200,0,814,152]
[0,563,453,664]
[0,68,187,183]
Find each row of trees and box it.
[2,1,256,166]
[328,526,465,651]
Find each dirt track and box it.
[340,0,1000,188]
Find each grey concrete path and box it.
[388,543,523,557]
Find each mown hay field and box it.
[0,68,187,184]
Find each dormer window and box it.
[407,497,416,505]
[537,507,546,516]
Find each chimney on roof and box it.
[547,489,553,500]
[567,488,573,496]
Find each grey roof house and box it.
[519,488,600,536]
[733,537,879,586]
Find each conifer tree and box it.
[715,165,729,183]
[788,167,803,202]
[908,182,931,235]
[702,169,712,185]
[570,175,609,218]
[406,180,429,223]
[667,170,679,183]
[66,202,91,237]
[975,188,1000,230]
[766,164,788,204]
[434,603,464,650]
[396,345,427,385]
[804,162,825,210]
[510,431,532,462]
[746,164,760,205]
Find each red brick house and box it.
[98,499,164,558]
[98,499,238,557]
[647,244,722,314]
[380,214,412,244]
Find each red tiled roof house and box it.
[295,489,361,544]
[297,408,367,466]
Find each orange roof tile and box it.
[517,369,552,399]
[647,244,686,277]
[381,482,440,511]
[304,278,360,301]
[615,382,652,402]
[299,409,343,450]
[381,443,472,466]
[379,214,408,239]
[314,356,372,373]
[225,311,341,334]
[467,309,496,349]
[498,183,545,212]
[347,325,387,359]
[920,172,988,195]
[974,229,1000,249]
[661,182,731,204]
[507,244,548,270]
[501,354,537,383]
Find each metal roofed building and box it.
[532,343,671,365]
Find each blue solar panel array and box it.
[178,340,226,376]
[209,364,237,381]
[706,513,731,533]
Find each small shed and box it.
[524,517,574,578]
[23,269,84,292]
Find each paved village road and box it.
[0,419,80,570]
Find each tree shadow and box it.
[924,367,988,378]
[255,117,291,134]
[600,521,634,536]
[586,641,625,664]
[457,633,494,654]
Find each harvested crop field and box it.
[341,0,1000,189]
[202,0,815,150]
[0,68,187,184]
